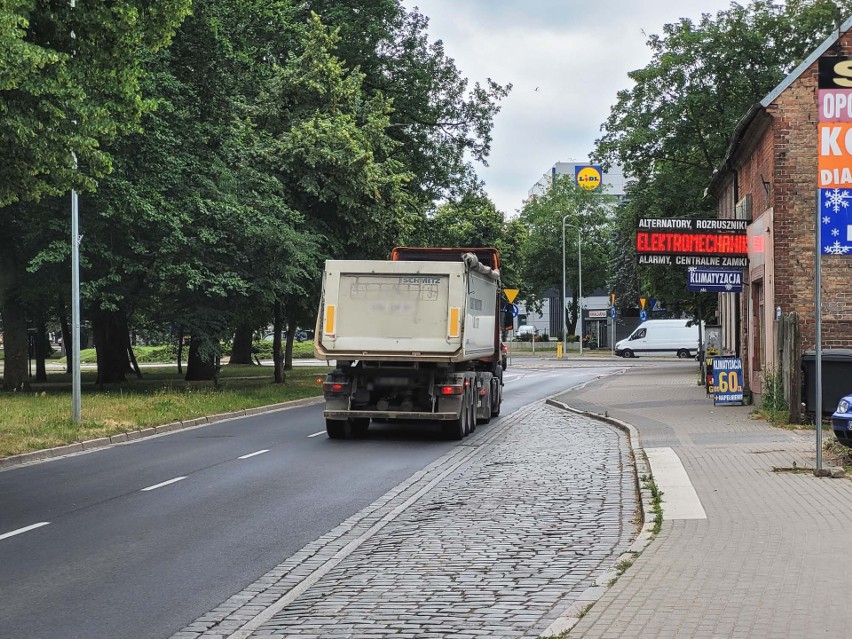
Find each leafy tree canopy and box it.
[594,0,852,316]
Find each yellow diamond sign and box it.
[504,288,519,304]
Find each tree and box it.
[594,0,852,316]
[0,0,189,390]
[308,1,512,210]
[517,177,616,337]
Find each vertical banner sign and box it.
[815,56,852,469]
[819,57,852,254]
[712,357,743,405]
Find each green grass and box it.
[59,341,317,365]
[0,364,330,458]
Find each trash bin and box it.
[801,349,852,415]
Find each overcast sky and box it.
[400,0,737,216]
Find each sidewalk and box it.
[555,362,852,638]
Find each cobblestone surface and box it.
[561,363,852,639]
[172,402,638,639]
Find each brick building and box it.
[708,20,852,401]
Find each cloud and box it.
[402,0,735,215]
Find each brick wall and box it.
[738,36,852,353]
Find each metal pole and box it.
[815,190,823,471]
[70,2,81,422]
[71,186,81,423]
[578,231,583,356]
[562,215,568,358]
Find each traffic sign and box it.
[503,303,519,318]
[640,310,648,321]
[503,288,519,303]
[610,306,617,319]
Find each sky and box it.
[400,0,738,216]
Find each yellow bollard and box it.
[557,342,563,359]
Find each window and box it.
[631,328,646,340]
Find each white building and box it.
[527,161,628,201]
[514,161,629,346]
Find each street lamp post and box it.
[561,217,583,357]
[70,0,81,423]
[562,215,568,358]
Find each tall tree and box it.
[309,1,512,211]
[594,0,852,315]
[0,0,189,390]
[517,177,616,337]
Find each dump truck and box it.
[314,247,505,439]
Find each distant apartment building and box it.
[527,161,628,201]
[514,162,630,346]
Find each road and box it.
[0,361,626,639]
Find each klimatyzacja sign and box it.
[687,268,743,293]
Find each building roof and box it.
[707,15,852,196]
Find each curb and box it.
[540,398,657,637]
[0,396,325,471]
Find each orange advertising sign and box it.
[818,122,852,187]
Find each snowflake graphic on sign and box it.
[825,241,851,255]
[819,188,852,255]
[824,188,852,213]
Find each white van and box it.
[615,319,701,359]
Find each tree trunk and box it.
[93,311,130,385]
[284,321,295,371]
[35,322,48,382]
[229,321,255,365]
[58,299,73,374]
[185,337,217,381]
[273,301,284,383]
[176,325,184,375]
[127,329,143,380]
[1,295,30,391]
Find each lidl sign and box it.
[574,165,603,191]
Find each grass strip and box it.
[0,365,329,458]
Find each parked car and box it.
[831,394,852,448]
[514,325,539,341]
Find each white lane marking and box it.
[141,476,186,492]
[237,449,269,459]
[502,374,524,384]
[645,447,707,520]
[0,522,51,541]
[308,431,326,438]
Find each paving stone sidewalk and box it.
[558,362,852,639]
[172,402,638,639]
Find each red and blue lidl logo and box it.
[575,165,603,191]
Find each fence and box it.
[773,311,801,423]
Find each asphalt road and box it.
[0,361,623,639]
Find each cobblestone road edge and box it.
[540,398,656,637]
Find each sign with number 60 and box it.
[712,357,744,405]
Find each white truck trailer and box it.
[314,247,505,439]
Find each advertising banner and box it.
[574,165,603,191]
[687,268,743,293]
[819,57,852,256]
[712,357,744,405]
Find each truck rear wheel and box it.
[326,419,348,439]
[491,366,503,417]
[443,400,468,440]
